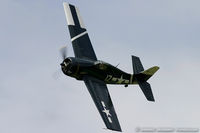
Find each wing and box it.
[83,76,122,132]
[63,3,97,61]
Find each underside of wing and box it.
[83,76,122,132]
[63,3,97,61]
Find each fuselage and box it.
[61,57,138,85]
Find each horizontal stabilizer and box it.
[138,81,155,102]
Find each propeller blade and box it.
[60,46,68,60]
[52,69,63,80]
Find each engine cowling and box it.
[60,57,95,79]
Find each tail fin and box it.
[132,55,159,102]
[132,56,144,74]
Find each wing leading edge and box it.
[63,3,97,61]
[83,76,122,132]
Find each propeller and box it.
[52,69,62,80]
[53,45,68,80]
[60,46,68,60]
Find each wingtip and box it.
[103,126,122,132]
[63,2,74,8]
[105,128,122,132]
[63,2,75,7]
[63,2,68,6]
[107,127,122,132]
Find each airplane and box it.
[61,2,159,132]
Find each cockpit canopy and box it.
[94,60,110,70]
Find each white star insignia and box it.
[102,108,112,117]
[101,101,112,123]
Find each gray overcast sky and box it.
[0,0,200,133]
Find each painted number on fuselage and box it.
[105,75,130,84]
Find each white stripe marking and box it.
[108,117,112,123]
[71,31,87,42]
[75,7,85,29]
[101,101,106,107]
[63,3,75,26]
